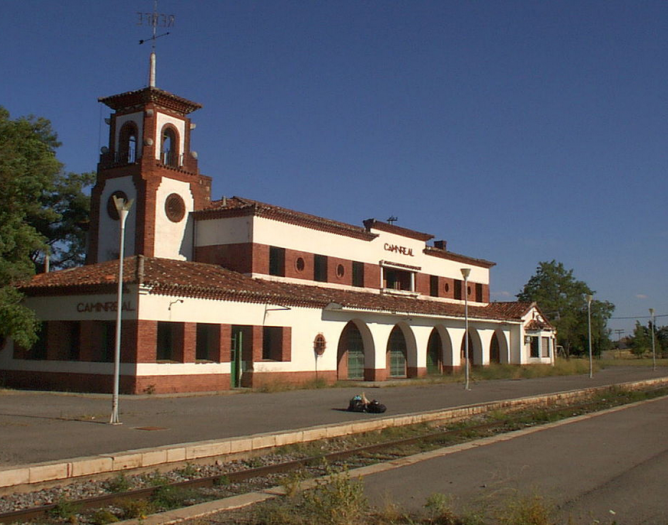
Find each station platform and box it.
[1,367,667,488]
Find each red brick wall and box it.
[0,370,230,395]
[218,324,231,362]
[136,320,158,363]
[194,241,490,301]
[242,370,337,389]
[365,367,387,381]
[415,274,431,296]
[365,263,381,289]
[194,243,254,274]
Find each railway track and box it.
[2,383,667,525]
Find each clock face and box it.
[107,191,129,221]
[165,193,186,222]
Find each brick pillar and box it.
[282,327,292,361]
[183,322,196,363]
[121,320,138,363]
[251,325,263,362]
[79,321,95,362]
[46,321,61,360]
[136,320,157,363]
[219,324,231,363]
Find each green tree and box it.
[0,107,91,347]
[0,107,61,347]
[517,260,615,356]
[30,170,95,270]
[656,326,668,358]
[630,321,651,358]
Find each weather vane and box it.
[137,0,175,50]
[136,1,175,87]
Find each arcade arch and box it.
[336,320,373,380]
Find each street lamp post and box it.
[649,308,657,371]
[110,195,134,425]
[587,294,593,379]
[461,268,471,390]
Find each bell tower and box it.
[87,53,212,264]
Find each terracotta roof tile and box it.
[22,257,530,323]
[99,87,201,114]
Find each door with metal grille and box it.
[388,327,407,378]
[347,327,365,380]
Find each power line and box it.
[610,314,668,320]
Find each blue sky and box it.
[2,1,666,337]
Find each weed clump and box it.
[254,467,367,525]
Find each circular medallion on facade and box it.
[295,257,305,273]
[336,264,345,279]
[165,193,186,222]
[313,333,327,356]
[107,191,128,221]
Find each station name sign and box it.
[383,243,414,257]
[77,301,136,313]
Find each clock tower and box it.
[87,53,212,264]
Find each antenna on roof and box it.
[387,216,398,225]
[137,0,175,87]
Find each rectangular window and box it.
[475,283,483,302]
[352,261,364,287]
[262,326,284,360]
[157,322,175,361]
[430,275,439,297]
[26,324,48,360]
[269,246,285,277]
[383,267,414,292]
[97,321,115,362]
[530,336,540,358]
[454,279,463,300]
[314,254,328,282]
[66,321,81,361]
[196,323,219,361]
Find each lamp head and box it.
[460,268,471,279]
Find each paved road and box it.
[0,367,666,467]
[362,396,668,525]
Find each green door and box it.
[231,329,243,388]
[347,327,365,380]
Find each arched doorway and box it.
[460,331,474,366]
[490,332,501,364]
[426,329,443,374]
[337,322,365,380]
[386,326,407,378]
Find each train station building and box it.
[0,57,556,394]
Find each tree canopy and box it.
[629,320,668,358]
[0,107,92,348]
[517,260,615,356]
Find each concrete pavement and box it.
[1,367,666,468]
[361,394,668,524]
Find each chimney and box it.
[434,240,447,250]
